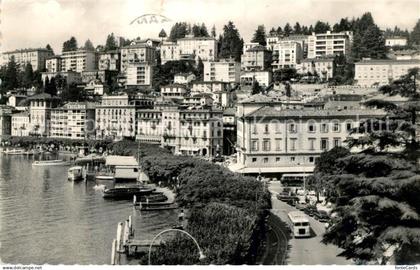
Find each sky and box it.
[1,0,419,54]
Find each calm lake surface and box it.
[0,154,177,264]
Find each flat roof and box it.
[105,155,138,166]
[356,59,420,65]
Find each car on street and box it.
[313,210,330,222]
[303,205,317,217]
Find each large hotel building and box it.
[0,48,53,71]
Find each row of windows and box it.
[251,156,317,163]
[253,122,352,134]
[250,137,343,152]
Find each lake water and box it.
[0,154,178,264]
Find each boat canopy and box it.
[105,155,138,167]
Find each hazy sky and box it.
[1,0,419,54]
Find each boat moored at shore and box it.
[32,159,70,166]
[67,166,85,181]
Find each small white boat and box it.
[32,159,70,166]
[68,166,84,181]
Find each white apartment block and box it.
[240,70,273,87]
[98,50,121,71]
[307,31,353,59]
[272,41,303,69]
[266,34,282,51]
[204,59,241,83]
[50,102,96,139]
[160,36,218,64]
[61,50,97,73]
[243,42,260,54]
[46,56,62,72]
[125,63,153,86]
[241,45,272,71]
[136,104,223,157]
[191,81,230,95]
[11,111,30,137]
[385,37,407,47]
[0,48,53,71]
[161,84,188,99]
[28,93,61,136]
[298,58,335,81]
[235,105,385,174]
[120,44,156,73]
[182,94,214,107]
[355,59,420,86]
[95,95,153,140]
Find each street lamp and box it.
[148,228,206,265]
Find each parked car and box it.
[313,210,330,222]
[295,203,306,210]
[303,205,317,217]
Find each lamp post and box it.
[148,228,206,265]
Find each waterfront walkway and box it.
[268,181,353,265]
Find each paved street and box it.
[268,181,352,265]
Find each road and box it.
[268,181,353,265]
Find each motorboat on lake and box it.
[32,159,70,166]
[95,171,115,181]
[102,185,155,199]
[3,148,26,155]
[68,166,85,181]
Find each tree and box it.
[105,33,118,51]
[293,22,302,34]
[283,23,292,36]
[3,56,19,90]
[251,25,266,46]
[333,18,352,32]
[83,39,95,51]
[158,29,167,40]
[409,19,420,45]
[197,57,204,80]
[60,82,86,101]
[62,36,78,52]
[273,67,297,82]
[219,21,244,62]
[251,80,262,95]
[200,23,209,37]
[321,68,420,264]
[46,44,54,55]
[314,21,331,33]
[22,63,34,88]
[169,22,189,41]
[276,26,283,35]
[211,25,216,38]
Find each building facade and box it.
[161,84,188,99]
[46,56,62,73]
[307,31,353,59]
[272,41,303,69]
[191,81,230,95]
[160,36,218,64]
[28,93,61,136]
[240,70,273,87]
[354,59,420,86]
[385,37,407,47]
[174,72,196,84]
[0,48,53,71]
[0,106,13,139]
[120,44,156,73]
[61,50,97,73]
[241,45,272,71]
[204,59,241,83]
[298,58,335,81]
[11,111,30,137]
[98,50,121,71]
[125,63,153,87]
[50,102,96,139]
[235,105,385,174]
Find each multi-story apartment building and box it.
[28,93,61,136]
[272,41,303,69]
[298,58,335,81]
[50,102,96,139]
[161,84,188,99]
[98,50,121,71]
[46,56,62,72]
[160,36,218,64]
[354,59,420,86]
[191,81,230,95]
[266,34,282,51]
[61,50,97,73]
[136,102,223,157]
[125,63,153,87]
[95,94,153,140]
[120,44,156,73]
[11,111,30,137]
[0,48,53,71]
[385,37,407,47]
[235,104,385,174]
[204,59,241,83]
[240,70,273,88]
[307,31,353,59]
[182,94,214,107]
[241,45,272,71]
